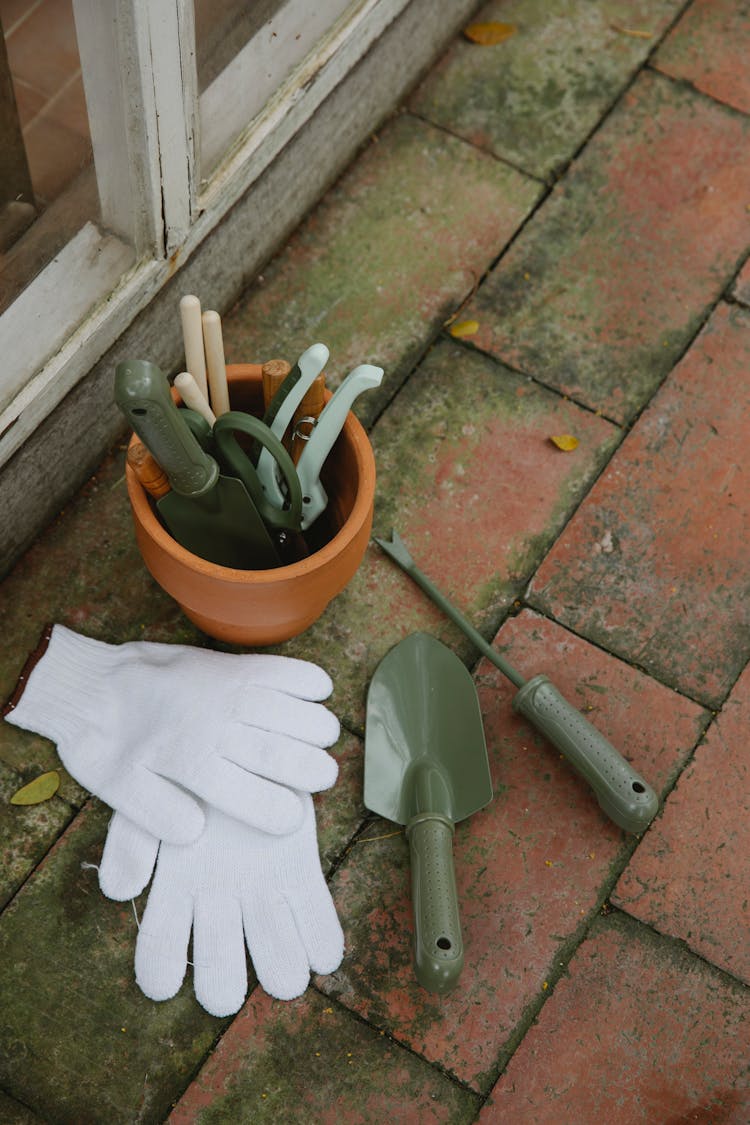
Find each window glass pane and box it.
[0,0,100,314]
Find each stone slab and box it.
[169,988,480,1124]
[276,339,619,733]
[411,0,684,180]
[613,658,750,986]
[317,611,707,1092]
[465,72,750,422]
[220,113,541,426]
[654,0,750,115]
[480,913,750,1123]
[527,302,750,709]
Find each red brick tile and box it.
[654,0,750,116]
[169,987,479,1123]
[319,611,706,1091]
[281,339,619,733]
[480,913,750,1123]
[613,660,750,985]
[466,72,750,422]
[410,0,684,180]
[221,113,541,427]
[528,302,750,708]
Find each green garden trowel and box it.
[375,530,659,834]
[365,632,493,995]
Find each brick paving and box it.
[2,2,749,1121]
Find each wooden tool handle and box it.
[179,294,208,399]
[202,310,230,416]
[291,371,326,463]
[262,358,291,411]
[127,440,170,498]
[174,371,216,425]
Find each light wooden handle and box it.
[202,310,230,416]
[179,294,208,399]
[174,371,216,425]
[127,440,170,498]
[262,358,291,415]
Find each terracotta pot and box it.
[124,364,376,646]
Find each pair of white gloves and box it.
[5,625,344,1017]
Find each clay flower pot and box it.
[124,364,376,646]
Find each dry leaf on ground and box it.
[448,319,479,338]
[463,22,516,46]
[11,770,61,805]
[549,434,579,451]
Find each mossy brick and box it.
[219,112,541,425]
[410,0,684,180]
[0,802,227,1123]
[273,339,619,733]
[169,988,480,1124]
[0,1089,45,1124]
[465,71,750,423]
[480,913,750,1122]
[654,0,750,116]
[317,611,706,1092]
[0,760,73,909]
[527,302,750,709]
[613,658,750,986]
[0,775,364,1122]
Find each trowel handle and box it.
[115,360,219,496]
[512,675,659,834]
[407,814,464,994]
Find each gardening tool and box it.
[201,310,230,416]
[374,531,658,834]
[256,343,330,505]
[115,360,291,569]
[296,363,383,529]
[179,294,208,399]
[365,632,493,994]
[174,371,216,426]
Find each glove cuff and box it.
[4,624,120,746]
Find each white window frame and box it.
[0,0,410,471]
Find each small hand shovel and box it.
[375,530,659,834]
[115,360,282,570]
[365,632,493,994]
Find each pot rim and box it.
[125,364,376,585]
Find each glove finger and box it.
[98,812,159,900]
[219,729,338,794]
[135,886,194,1002]
[234,686,340,747]
[110,767,205,846]
[191,760,306,835]
[289,881,345,978]
[193,895,248,1018]
[237,655,333,701]
[242,895,312,1001]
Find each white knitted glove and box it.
[98,800,344,1014]
[4,625,339,843]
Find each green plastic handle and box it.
[513,675,659,834]
[213,411,303,532]
[406,814,464,994]
[115,360,218,496]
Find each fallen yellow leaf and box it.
[448,319,479,338]
[549,434,579,451]
[463,21,516,46]
[11,770,61,805]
